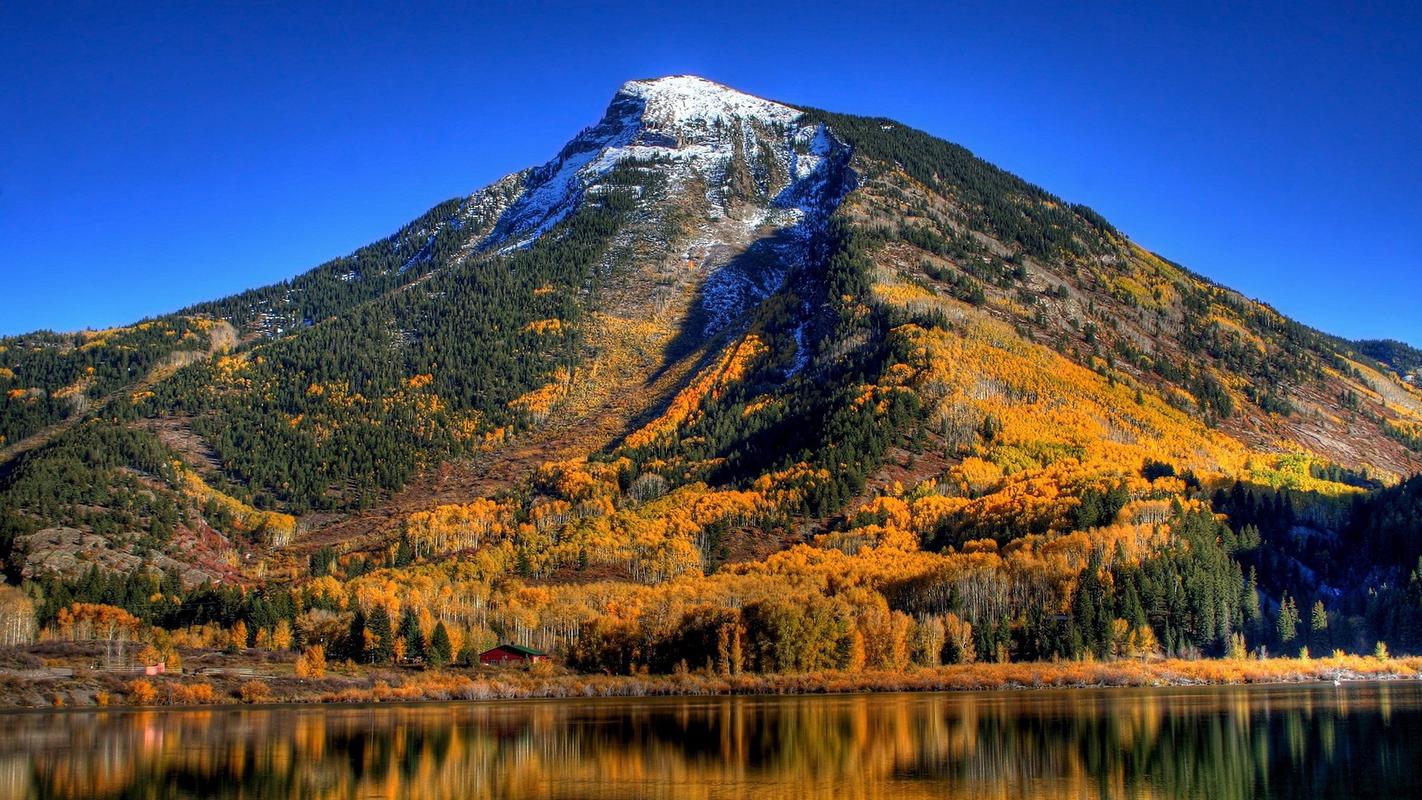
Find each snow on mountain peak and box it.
[479,75,828,252]
[616,75,803,129]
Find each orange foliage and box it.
[523,318,566,335]
[625,335,768,448]
[126,679,157,705]
[54,603,140,642]
[295,645,326,679]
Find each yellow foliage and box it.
[165,681,215,705]
[295,645,326,678]
[126,679,157,705]
[238,680,273,703]
[510,368,572,419]
[55,603,140,641]
[523,318,566,335]
[406,497,515,559]
[1246,452,1368,498]
[175,465,298,545]
[625,335,768,448]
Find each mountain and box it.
[1356,339,1422,383]
[6,76,1422,666]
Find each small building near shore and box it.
[478,644,548,665]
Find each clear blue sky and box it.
[2,1,1419,344]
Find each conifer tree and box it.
[1310,600,1329,652]
[399,607,424,662]
[393,535,415,568]
[429,622,453,668]
[1276,594,1299,653]
[1244,568,1262,625]
[367,605,394,664]
[344,610,367,663]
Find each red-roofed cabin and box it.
[479,644,548,665]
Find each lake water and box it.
[1,681,1418,798]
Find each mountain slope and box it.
[1356,338,1422,383]
[6,76,1422,667]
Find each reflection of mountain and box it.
[9,684,1421,799]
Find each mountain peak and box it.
[9,71,1422,695]
[480,75,826,250]
[615,75,802,129]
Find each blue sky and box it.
[2,1,1419,344]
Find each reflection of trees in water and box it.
[6,684,1421,799]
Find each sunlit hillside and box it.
[4,77,1422,687]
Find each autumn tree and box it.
[272,619,294,650]
[295,645,326,678]
[912,616,945,667]
[742,595,854,673]
[227,620,249,653]
[126,679,157,705]
[0,586,36,646]
[56,603,140,666]
[296,609,347,652]
[942,613,976,664]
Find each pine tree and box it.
[399,607,425,663]
[1071,553,1114,658]
[367,605,394,664]
[428,622,453,667]
[1310,600,1329,652]
[344,610,367,663]
[1276,594,1299,654]
[1243,567,1262,627]
[393,535,415,568]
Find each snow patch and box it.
[618,75,803,129]
[697,121,853,340]
[459,76,857,370]
[479,75,812,252]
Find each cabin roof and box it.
[482,643,546,657]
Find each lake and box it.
[1,681,1418,798]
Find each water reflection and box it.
[2,682,1418,799]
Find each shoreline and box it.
[6,671,1422,718]
[5,654,1420,711]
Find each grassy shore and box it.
[4,648,1421,709]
